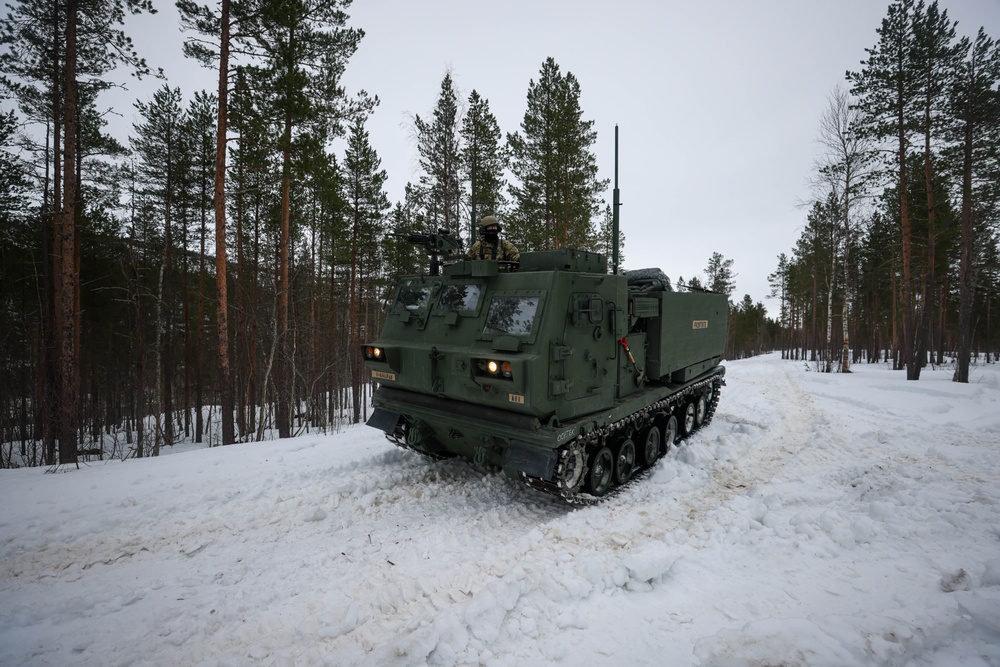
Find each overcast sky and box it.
[106,0,1000,312]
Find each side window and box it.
[393,280,433,313]
[483,296,540,336]
[438,284,482,313]
[573,293,603,325]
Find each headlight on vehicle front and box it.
[363,345,385,361]
[477,358,513,380]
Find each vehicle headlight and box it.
[477,358,513,381]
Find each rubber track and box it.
[524,375,724,505]
[383,375,724,505]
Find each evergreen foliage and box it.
[788,0,1000,378]
[414,72,462,235]
[507,57,607,252]
[0,110,27,222]
[343,116,390,425]
[461,89,507,243]
[1,0,998,466]
[595,204,626,269]
[704,252,737,296]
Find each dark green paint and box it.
[362,247,728,485]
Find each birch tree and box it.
[816,84,874,372]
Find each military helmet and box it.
[479,215,501,235]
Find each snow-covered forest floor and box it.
[2,353,999,666]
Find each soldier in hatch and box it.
[466,215,519,264]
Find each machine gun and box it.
[391,228,463,276]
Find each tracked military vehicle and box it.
[361,238,727,501]
[362,131,727,501]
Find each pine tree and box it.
[812,193,845,372]
[595,204,625,270]
[384,183,429,280]
[227,69,281,440]
[848,0,921,379]
[0,110,26,224]
[947,29,1000,382]
[1,0,156,463]
[910,0,962,379]
[460,89,507,243]
[704,252,737,296]
[768,253,792,357]
[343,116,389,424]
[242,0,366,437]
[131,85,188,453]
[184,91,217,440]
[508,57,607,252]
[178,0,238,446]
[414,72,462,234]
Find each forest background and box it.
[0,0,998,468]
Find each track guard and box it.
[367,408,402,433]
[503,440,558,481]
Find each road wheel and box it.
[614,438,636,485]
[662,415,679,452]
[584,447,614,496]
[681,402,696,436]
[695,395,708,427]
[639,426,661,467]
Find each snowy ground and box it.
[2,353,1000,667]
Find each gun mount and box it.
[392,228,463,276]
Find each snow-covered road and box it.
[2,354,999,666]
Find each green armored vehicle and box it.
[361,236,727,501]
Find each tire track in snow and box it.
[4,446,479,584]
[330,360,837,664]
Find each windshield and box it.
[483,296,540,336]
[438,284,482,313]
[393,280,433,313]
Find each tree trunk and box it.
[215,0,235,445]
[41,0,64,466]
[329,243,338,428]
[196,173,206,441]
[937,282,946,366]
[183,217,191,440]
[825,250,835,373]
[810,269,818,363]
[133,253,145,459]
[912,99,938,380]
[57,0,79,465]
[892,253,900,371]
[955,119,974,382]
[899,87,916,379]
[162,173,174,448]
[841,172,852,373]
[235,108,247,439]
[276,111,292,438]
[349,201,360,424]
